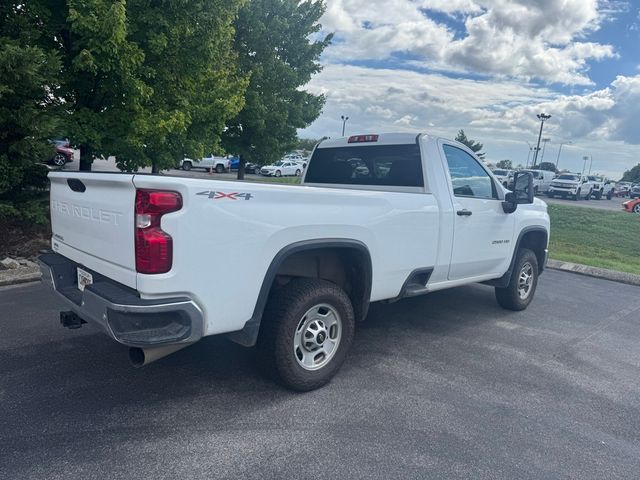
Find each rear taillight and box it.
[135,189,182,274]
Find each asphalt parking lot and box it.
[543,195,628,212]
[1,270,639,479]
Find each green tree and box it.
[296,137,322,153]
[0,3,60,222]
[622,164,640,183]
[537,162,558,173]
[123,0,247,173]
[33,0,149,171]
[454,129,485,159]
[495,159,512,169]
[223,0,332,179]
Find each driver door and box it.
[441,143,515,281]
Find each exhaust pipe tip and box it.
[129,347,146,368]
[128,343,193,368]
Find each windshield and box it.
[523,170,539,179]
[587,176,601,181]
[557,174,579,181]
[273,161,284,167]
[492,169,507,175]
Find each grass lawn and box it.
[243,176,301,184]
[548,203,640,275]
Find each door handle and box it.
[457,209,472,216]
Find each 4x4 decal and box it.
[197,190,254,200]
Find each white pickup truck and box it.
[180,154,230,173]
[40,133,550,391]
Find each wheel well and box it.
[272,247,371,321]
[519,230,547,272]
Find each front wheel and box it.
[633,204,640,214]
[52,153,66,166]
[216,164,225,174]
[275,170,281,177]
[495,248,539,311]
[295,169,301,176]
[182,161,192,171]
[595,191,602,200]
[573,189,580,200]
[257,278,355,391]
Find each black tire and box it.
[216,164,224,174]
[182,161,192,171]
[633,204,640,214]
[495,248,539,311]
[595,191,602,200]
[275,170,281,177]
[257,278,355,391]
[606,191,613,200]
[295,169,301,176]
[585,189,592,200]
[51,153,66,167]
[573,189,580,201]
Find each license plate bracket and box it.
[77,267,93,292]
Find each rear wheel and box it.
[216,164,224,174]
[257,278,355,391]
[275,170,281,177]
[495,248,539,311]
[633,203,640,214]
[182,161,192,171]
[595,190,602,200]
[295,169,301,176]
[585,189,592,200]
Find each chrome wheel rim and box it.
[53,154,65,166]
[293,303,342,371]
[517,262,534,299]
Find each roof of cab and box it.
[316,132,431,148]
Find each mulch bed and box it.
[0,221,51,260]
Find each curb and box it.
[0,266,41,287]
[547,259,640,287]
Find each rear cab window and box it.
[304,143,424,188]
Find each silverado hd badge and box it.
[196,190,254,200]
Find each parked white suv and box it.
[547,173,593,200]
[491,169,514,188]
[40,132,549,391]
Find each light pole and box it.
[588,155,593,174]
[341,115,349,137]
[555,141,572,169]
[582,156,589,175]
[532,113,551,167]
[540,138,551,163]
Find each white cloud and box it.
[320,0,617,85]
[301,65,640,178]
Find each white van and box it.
[522,169,555,194]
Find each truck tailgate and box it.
[49,172,137,288]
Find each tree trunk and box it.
[79,144,93,171]
[237,155,246,180]
[151,161,160,174]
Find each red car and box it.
[47,139,74,167]
[623,198,640,214]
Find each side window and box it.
[442,144,496,199]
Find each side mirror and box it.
[503,171,534,213]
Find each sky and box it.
[300,0,640,179]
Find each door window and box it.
[443,145,496,199]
